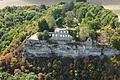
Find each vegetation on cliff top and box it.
[0,2,120,55]
[0,1,120,80]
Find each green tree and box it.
[0,72,11,80]
[52,9,62,19]
[3,6,13,13]
[76,0,86,2]
[45,15,57,32]
[111,36,120,50]
[37,32,43,40]
[97,25,115,47]
[0,22,3,28]
[76,8,88,23]
[79,26,89,41]
[116,27,120,34]
[56,17,64,28]
[5,21,14,28]
[89,29,96,39]
[38,19,49,32]
[43,30,49,40]
[19,32,26,42]
[63,1,74,12]
[65,17,74,27]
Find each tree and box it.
[111,36,120,50]
[69,28,78,40]
[0,72,11,80]
[92,19,102,30]
[76,0,87,2]
[56,17,64,28]
[52,60,62,76]
[3,6,13,13]
[0,22,3,28]
[63,1,74,12]
[5,21,14,28]
[43,30,49,40]
[76,8,88,23]
[25,72,37,80]
[89,29,96,39]
[40,4,47,10]
[26,12,35,20]
[52,9,62,19]
[97,25,115,47]
[0,5,46,54]
[0,30,4,38]
[45,15,57,32]
[38,19,49,32]
[79,26,89,41]
[65,17,74,27]
[19,32,26,42]
[115,27,120,34]
[37,32,43,40]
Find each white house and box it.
[49,28,73,42]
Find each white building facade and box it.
[49,28,73,42]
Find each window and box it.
[63,35,65,37]
[66,31,68,33]
[65,35,67,37]
[60,35,62,37]
[64,31,66,33]
[55,34,57,37]
[52,34,54,37]
[68,35,70,38]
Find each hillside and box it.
[0,5,47,54]
[0,2,120,80]
[0,2,120,55]
[1,0,120,21]
[88,0,120,21]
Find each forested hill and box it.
[0,5,47,54]
[0,2,120,54]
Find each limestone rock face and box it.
[23,39,119,59]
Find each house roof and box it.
[28,33,39,40]
[55,28,68,32]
